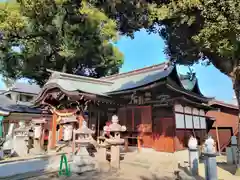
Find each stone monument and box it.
[104,115,126,169]
[13,121,29,157]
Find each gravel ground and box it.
[7,150,240,180]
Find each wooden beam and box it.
[108,81,166,95]
[97,111,100,137]
[215,123,221,155]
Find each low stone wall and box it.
[0,153,65,178]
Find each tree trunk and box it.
[233,81,240,164]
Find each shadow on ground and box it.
[30,171,128,180]
[217,162,237,175]
[139,174,175,180]
[177,163,205,180]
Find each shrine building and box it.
[34,61,214,152]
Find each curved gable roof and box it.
[34,61,210,103]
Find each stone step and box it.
[72,156,96,165]
[69,162,96,174]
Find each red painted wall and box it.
[207,110,238,151]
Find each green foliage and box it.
[2,0,240,88]
[149,0,240,79]
[94,0,240,81]
[0,0,123,86]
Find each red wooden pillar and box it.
[50,113,57,149]
[58,125,63,140]
[77,114,84,128]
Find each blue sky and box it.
[0,29,234,103]
[115,29,234,103]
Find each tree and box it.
[0,0,123,86]
[94,0,240,89]
[2,77,15,88]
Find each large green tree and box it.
[95,0,240,88]
[0,0,123,86]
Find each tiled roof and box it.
[0,104,42,114]
[45,71,113,96]
[0,95,41,114]
[35,61,207,102]
[209,100,238,110]
[0,95,15,106]
[40,62,172,95]
[0,90,6,94]
[106,63,173,93]
[101,63,168,81]
[8,82,41,95]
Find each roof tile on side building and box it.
[9,82,41,95]
[209,100,238,110]
[0,95,41,114]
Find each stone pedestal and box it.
[110,145,120,169]
[13,135,28,157]
[231,136,238,164]
[96,137,108,163]
[226,147,234,164]
[96,136,110,172]
[98,147,107,163]
[13,121,29,157]
[3,135,13,151]
[30,139,43,154]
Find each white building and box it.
[1,82,41,105]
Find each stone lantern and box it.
[71,120,96,173]
[188,136,199,176]
[104,115,126,169]
[203,136,218,179]
[203,136,216,153]
[13,121,29,156]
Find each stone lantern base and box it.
[70,146,97,174]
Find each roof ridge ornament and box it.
[164,60,175,70]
